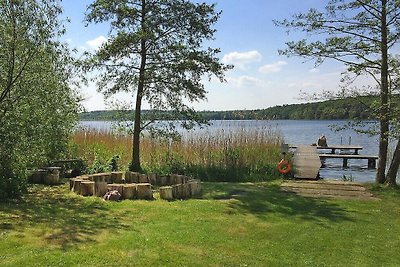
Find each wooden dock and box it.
[292,145,321,180]
[319,154,378,169]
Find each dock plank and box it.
[292,145,321,180]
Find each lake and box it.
[79,120,393,183]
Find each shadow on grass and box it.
[0,182,124,250]
[202,182,354,224]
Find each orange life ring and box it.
[277,159,291,174]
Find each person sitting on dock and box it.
[317,135,328,147]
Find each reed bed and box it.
[70,124,284,182]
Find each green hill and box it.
[79,95,398,121]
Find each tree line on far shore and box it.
[80,95,399,121]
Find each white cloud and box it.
[309,68,320,73]
[222,50,262,69]
[258,61,287,73]
[227,75,267,88]
[86,35,108,50]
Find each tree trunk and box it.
[130,0,147,172]
[385,138,400,186]
[376,0,389,184]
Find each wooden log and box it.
[124,171,132,183]
[111,172,124,183]
[72,179,84,193]
[148,173,157,185]
[188,180,202,196]
[137,183,153,200]
[107,184,124,195]
[126,172,140,183]
[167,175,174,185]
[139,174,149,183]
[43,168,60,185]
[31,169,47,184]
[91,173,105,183]
[158,175,169,186]
[159,186,173,200]
[94,182,108,197]
[103,173,113,184]
[79,175,90,180]
[172,184,183,199]
[181,183,190,199]
[122,184,137,200]
[171,174,184,185]
[80,181,95,196]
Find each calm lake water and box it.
[79,120,394,183]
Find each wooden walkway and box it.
[292,145,321,180]
[319,154,378,169]
[281,180,376,200]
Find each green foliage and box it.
[275,0,400,184]
[71,129,283,183]
[79,95,400,121]
[0,0,80,198]
[83,0,231,170]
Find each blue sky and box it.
[61,0,349,112]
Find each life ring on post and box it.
[277,159,291,174]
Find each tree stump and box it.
[171,174,186,185]
[182,183,190,199]
[137,183,153,200]
[148,173,157,185]
[188,180,202,196]
[111,172,124,183]
[124,171,131,183]
[80,181,95,196]
[72,179,84,193]
[91,173,105,183]
[107,184,124,195]
[43,167,61,185]
[158,175,168,186]
[172,184,183,199]
[159,186,173,200]
[103,173,113,183]
[166,175,174,185]
[139,174,149,183]
[95,182,108,197]
[125,172,140,183]
[122,184,137,199]
[31,169,47,184]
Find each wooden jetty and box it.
[292,145,321,180]
[316,145,363,155]
[290,144,378,179]
[319,154,378,169]
[291,145,363,154]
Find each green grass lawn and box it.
[1,180,399,266]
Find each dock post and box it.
[368,159,376,169]
[343,158,348,168]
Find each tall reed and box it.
[70,124,284,182]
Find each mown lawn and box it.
[0,180,399,266]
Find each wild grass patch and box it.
[69,125,284,182]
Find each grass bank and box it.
[0,181,399,266]
[69,126,284,182]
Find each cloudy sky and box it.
[61,0,350,111]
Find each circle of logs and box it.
[70,171,201,201]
